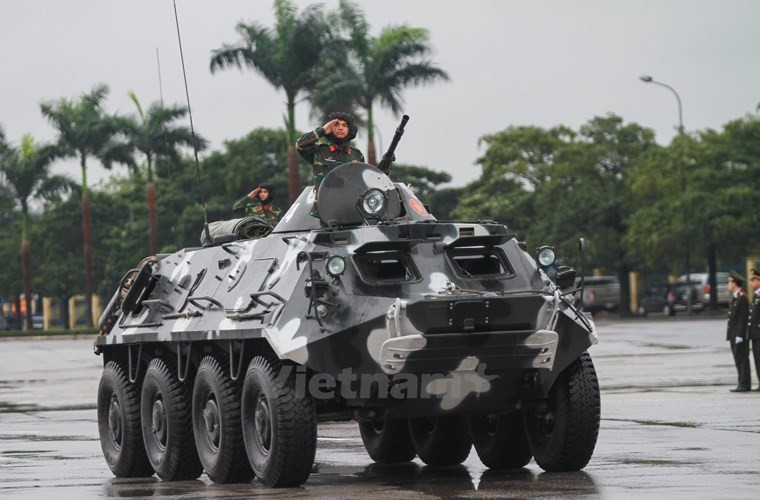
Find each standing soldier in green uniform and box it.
[232,182,281,223]
[296,112,365,216]
[747,268,760,391]
[727,270,750,392]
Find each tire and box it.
[192,356,254,483]
[469,412,532,469]
[241,357,316,487]
[359,418,417,464]
[97,361,153,477]
[524,351,600,471]
[408,416,472,466]
[141,357,203,480]
[637,305,648,317]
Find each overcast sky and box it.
[1,0,758,190]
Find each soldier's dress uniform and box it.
[748,270,760,390]
[727,282,750,392]
[296,113,365,217]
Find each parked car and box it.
[3,314,19,330]
[637,283,675,316]
[576,275,621,313]
[32,313,44,329]
[672,272,730,312]
[2,313,44,330]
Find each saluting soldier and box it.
[232,182,281,223]
[727,270,750,392]
[296,112,365,217]
[747,268,760,391]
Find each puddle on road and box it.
[0,402,95,413]
[0,433,97,442]
[618,458,691,466]
[606,417,700,428]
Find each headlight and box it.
[537,246,556,267]
[360,188,386,216]
[326,256,346,277]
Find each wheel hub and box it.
[107,395,122,445]
[370,418,385,433]
[254,395,272,453]
[202,398,220,447]
[151,398,167,447]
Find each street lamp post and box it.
[639,75,692,315]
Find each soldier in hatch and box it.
[296,112,365,217]
[232,182,281,223]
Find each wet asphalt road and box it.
[1,316,759,499]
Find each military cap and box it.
[729,270,745,286]
[750,268,760,280]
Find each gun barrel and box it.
[378,115,409,173]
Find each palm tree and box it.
[210,0,331,203]
[127,92,206,255]
[313,0,449,165]
[40,84,133,326]
[0,134,71,330]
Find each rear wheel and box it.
[359,417,417,464]
[97,361,153,477]
[408,416,472,466]
[241,357,316,487]
[523,352,600,471]
[141,357,203,480]
[469,412,532,469]
[192,356,253,483]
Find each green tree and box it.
[0,126,21,319]
[313,0,449,165]
[210,0,330,203]
[201,127,291,210]
[465,116,656,314]
[127,92,206,255]
[688,116,760,307]
[33,187,131,328]
[387,163,451,199]
[537,116,656,312]
[0,134,70,329]
[459,125,574,241]
[40,84,134,326]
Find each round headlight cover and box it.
[326,256,346,277]
[361,188,386,216]
[537,246,556,267]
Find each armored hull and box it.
[94,163,600,486]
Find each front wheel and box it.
[523,352,600,471]
[97,361,153,477]
[241,357,316,487]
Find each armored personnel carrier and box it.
[94,160,600,487]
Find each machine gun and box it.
[377,115,409,174]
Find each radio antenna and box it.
[173,0,212,245]
[156,47,182,251]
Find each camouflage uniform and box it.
[296,127,365,189]
[232,196,281,223]
[296,119,365,217]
